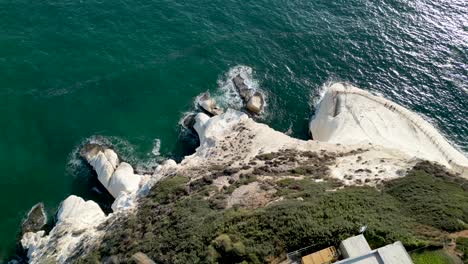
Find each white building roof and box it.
[339,234,372,258]
[336,241,413,264]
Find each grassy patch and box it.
[411,250,455,264]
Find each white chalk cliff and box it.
[19,83,468,263]
[21,196,106,263]
[310,83,468,177]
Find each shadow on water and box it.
[172,128,200,163]
[69,163,115,215]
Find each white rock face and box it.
[310,83,468,177]
[108,162,140,198]
[90,151,115,188]
[112,192,137,212]
[193,112,212,144]
[104,148,119,169]
[81,145,142,199]
[184,109,415,185]
[21,195,107,264]
[57,195,106,228]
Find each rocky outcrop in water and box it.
[198,92,223,116]
[80,144,141,199]
[21,203,47,235]
[232,74,264,114]
[246,91,264,114]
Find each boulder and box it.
[21,203,47,234]
[198,92,223,116]
[246,92,264,114]
[132,252,156,264]
[57,195,105,227]
[232,75,253,100]
[182,113,197,129]
[108,162,141,198]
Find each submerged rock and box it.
[198,92,223,116]
[182,113,197,129]
[246,92,264,114]
[232,74,253,100]
[21,203,47,235]
[232,75,265,114]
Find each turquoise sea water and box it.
[0,0,467,260]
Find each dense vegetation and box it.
[78,161,468,263]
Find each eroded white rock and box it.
[310,83,468,176]
[194,113,211,143]
[21,195,107,264]
[57,195,106,227]
[81,146,142,199]
[90,151,115,188]
[112,192,137,211]
[108,162,140,198]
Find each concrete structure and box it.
[336,236,412,264]
[339,235,372,259]
[288,235,412,264]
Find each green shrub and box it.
[148,175,189,204]
[457,237,468,263]
[385,167,468,232]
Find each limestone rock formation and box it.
[232,74,264,114]
[232,74,253,100]
[181,113,197,130]
[310,83,468,177]
[21,195,107,264]
[80,144,141,198]
[198,92,224,116]
[21,203,47,235]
